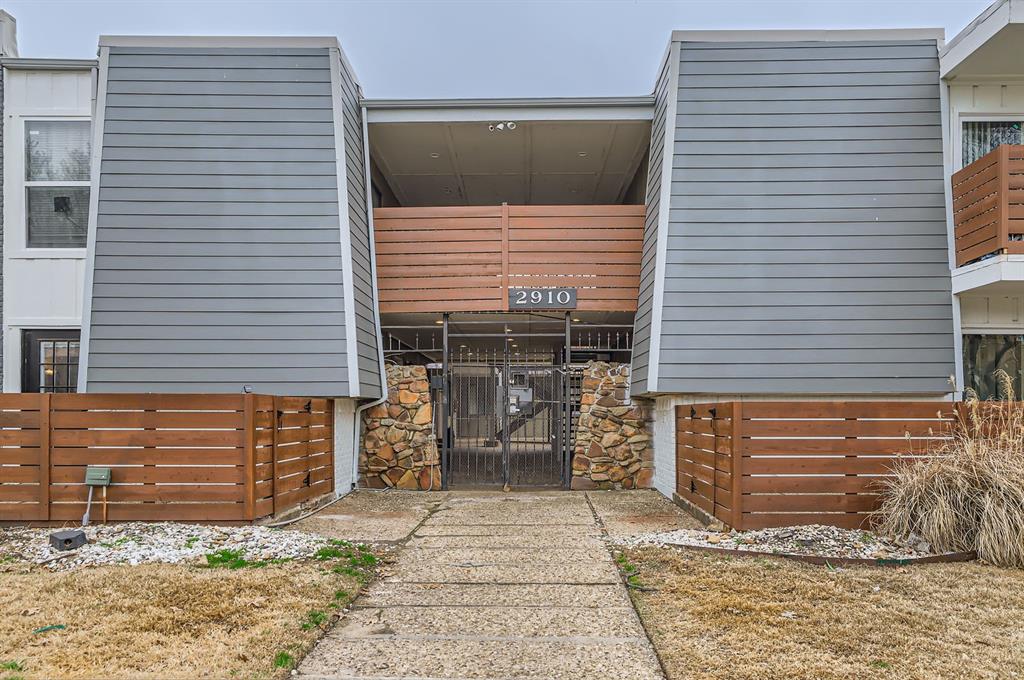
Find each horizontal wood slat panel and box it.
[0,393,333,524]
[952,144,1024,266]
[374,204,644,313]
[675,400,995,532]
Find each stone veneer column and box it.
[359,365,441,490]
[570,361,653,490]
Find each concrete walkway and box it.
[297,491,692,680]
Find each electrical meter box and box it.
[85,466,111,486]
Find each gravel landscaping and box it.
[614,524,943,562]
[0,523,360,572]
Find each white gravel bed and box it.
[612,524,939,561]
[0,522,340,571]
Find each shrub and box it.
[877,382,1024,567]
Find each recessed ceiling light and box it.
[429,152,440,158]
[577,151,588,157]
[434,320,443,325]
[572,318,581,322]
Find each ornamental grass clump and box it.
[877,372,1024,567]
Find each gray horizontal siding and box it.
[629,46,673,396]
[655,39,954,396]
[84,45,351,396]
[337,54,382,397]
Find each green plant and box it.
[272,651,294,669]
[301,610,327,631]
[0,661,25,672]
[870,660,892,670]
[184,536,199,549]
[313,546,347,561]
[203,549,268,570]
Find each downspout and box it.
[352,100,390,489]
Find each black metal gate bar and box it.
[441,313,450,490]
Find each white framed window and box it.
[24,119,91,248]
[958,115,1024,169]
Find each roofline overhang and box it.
[98,35,342,49]
[671,28,945,43]
[940,0,1022,79]
[1,57,96,70]
[364,96,655,123]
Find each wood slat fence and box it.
[952,144,1024,266]
[373,204,644,313]
[0,394,333,523]
[676,401,960,530]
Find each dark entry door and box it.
[22,329,80,393]
[446,349,566,488]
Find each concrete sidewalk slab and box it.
[398,546,611,564]
[298,638,663,680]
[357,582,632,608]
[297,491,665,680]
[341,605,645,638]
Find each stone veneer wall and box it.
[360,364,441,490]
[570,361,653,490]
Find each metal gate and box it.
[445,348,567,488]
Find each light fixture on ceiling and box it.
[429,152,440,158]
[572,318,581,322]
[434,320,443,325]
[577,151,588,157]
[488,121,518,132]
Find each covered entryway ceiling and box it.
[368,118,651,206]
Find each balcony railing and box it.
[373,204,644,314]
[952,144,1024,267]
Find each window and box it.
[963,334,1023,401]
[962,120,1023,167]
[22,330,81,393]
[25,120,91,248]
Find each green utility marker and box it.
[82,466,112,526]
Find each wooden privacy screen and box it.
[373,204,644,313]
[0,393,333,523]
[952,144,1024,266]
[676,402,958,530]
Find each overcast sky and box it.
[2,0,994,98]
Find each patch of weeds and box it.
[203,549,269,570]
[184,536,199,549]
[0,661,25,672]
[300,610,328,631]
[615,552,645,589]
[870,660,892,670]
[313,546,347,561]
[317,541,378,582]
[272,651,294,669]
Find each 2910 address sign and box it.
[508,288,577,310]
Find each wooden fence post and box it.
[244,394,257,521]
[501,202,510,311]
[39,393,51,521]
[271,395,280,515]
[730,401,743,530]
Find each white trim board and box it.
[75,46,108,393]
[645,40,681,394]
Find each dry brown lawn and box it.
[0,561,361,679]
[626,546,1024,680]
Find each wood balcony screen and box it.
[373,204,645,313]
[952,144,1024,267]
